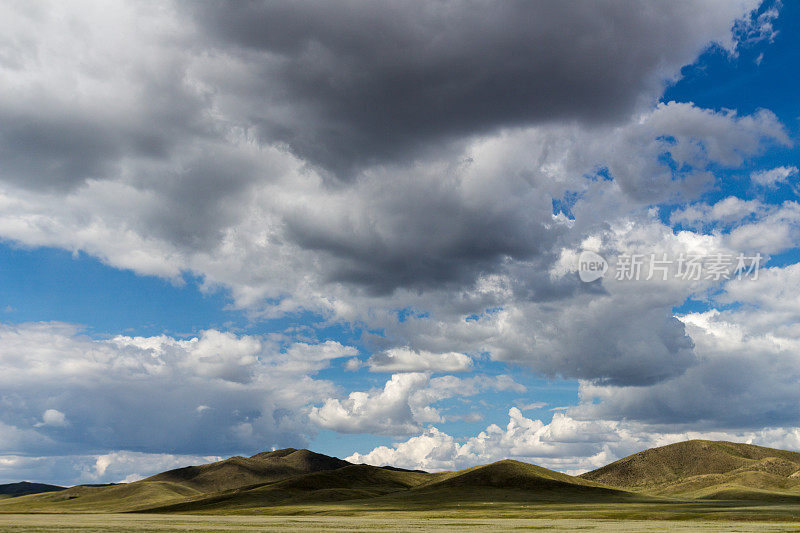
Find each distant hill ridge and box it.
[0,481,65,498]
[3,440,800,513]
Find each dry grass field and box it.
[1,514,800,532]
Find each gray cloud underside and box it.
[187,0,753,175]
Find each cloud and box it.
[0,6,783,398]
[185,0,760,176]
[367,347,472,373]
[517,402,548,411]
[734,1,782,45]
[370,214,717,386]
[0,0,780,305]
[348,406,800,474]
[670,197,767,228]
[751,165,798,187]
[0,322,357,456]
[34,410,68,428]
[573,267,800,429]
[0,451,222,486]
[309,373,524,435]
[346,408,630,472]
[725,201,800,253]
[0,102,783,311]
[309,373,431,435]
[343,358,363,372]
[720,261,800,315]
[369,194,800,388]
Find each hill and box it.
[139,459,634,513]
[141,463,434,512]
[4,440,800,515]
[144,448,351,492]
[580,440,800,499]
[0,448,352,513]
[0,455,634,514]
[381,460,635,507]
[0,481,65,499]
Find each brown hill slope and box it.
[0,480,203,513]
[390,460,635,505]
[580,440,800,498]
[142,459,636,514]
[141,463,434,512]
[144,448,351,492]
[9,440,800,514]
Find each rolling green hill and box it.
[379,460,636,508]
[0,480,204,512]
[580,440,800,499]
[0,454,634,513]
[140,459,634,513]
[141,463,435,513]
[4,440,800,515]
[0,448,352,513]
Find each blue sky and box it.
[2,0,800,485]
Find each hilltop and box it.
[144,448,351,492]
[580,440,800,499]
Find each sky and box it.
[1,0,800,485]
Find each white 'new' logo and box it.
[577,250,607,282]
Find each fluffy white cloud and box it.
[346,408,635,472]
[348,407,800,474]
[310,373,431,435]
[725,201,800,253]
[309,373,524,435]
[35,410,68,428]
[668,198,800,254]
[670,197,767,228]
[721,261,800,316]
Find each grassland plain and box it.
[2,513,800,532]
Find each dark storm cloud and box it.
[282,179,558,294]
[577,349,800,428]
[188,0,741,176]
[0,107,168,190]
[0,61,208,191]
